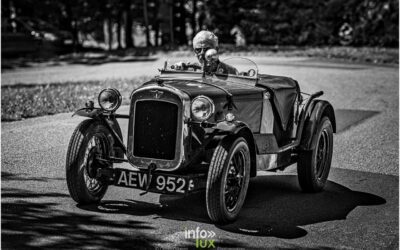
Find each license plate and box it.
[114,169,196,194]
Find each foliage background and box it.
[2,0,398,48]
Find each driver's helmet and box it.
[193,31,218,63]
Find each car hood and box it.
[147,72,264,98]
[141,74,265,132]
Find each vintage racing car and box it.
[66,52,335,223]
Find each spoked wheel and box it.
[225,149,246,212]
[297,116,333,192]
[315,128,330,180]
[206,137,251,223]
[66,119,112,204]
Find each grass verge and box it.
[1,76,150,121]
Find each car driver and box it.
[174,30,238,75]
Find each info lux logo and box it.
[184,227,216,248]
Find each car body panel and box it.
[130,71,297,173]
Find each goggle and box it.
[194,47,211,54]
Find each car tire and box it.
[66,119,111,204]
[297,116,333,192]
[206,137,251,223]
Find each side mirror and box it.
[205,49,219,63]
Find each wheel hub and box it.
[83,136,105,194]
[86,148,98,178]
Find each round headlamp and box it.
[98,88,122,112]
[191,95,215,121]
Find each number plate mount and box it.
[98,168,207,195]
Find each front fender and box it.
[300,100,336,150]
[73,107,103,118]
[211,121,257,177]
[73,107,125,157]
[212,121,248,133]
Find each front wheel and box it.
[297,116,333,192]
[206,137,251,223]
[66,119,112,204]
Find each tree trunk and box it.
[117,13,123,50]
[124,0,134,48]
[154,23,159,47]
[73,19,79,50]
[108,16,113,50]
[153,0,160,47]
[4,0,11,19]
[191,0,197,39]
[65,2,79,51]
[169,0,174,46]
[143,0,151,47]
[178,0,187,45]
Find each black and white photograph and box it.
[1,0,399,249]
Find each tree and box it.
[143,0,151,47]
[190,0,197,39]
[124,0,134,48]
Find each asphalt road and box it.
[1,57,398,249]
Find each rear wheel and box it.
[297,116,333,192]
[66,119,112,204]
[206,137,251,223]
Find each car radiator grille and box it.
[133,101,178,160]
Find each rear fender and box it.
[73,108,125,158]
[212,121,257,177]
[299,100,336,150]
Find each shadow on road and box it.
[216,175,385,238]
[1,174,387,248]
[2,171,64,182]
[81,175,385,240]
[2,188,70,199]
[335,109,380,133]
[1,188,165,249]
